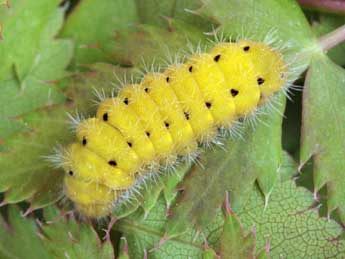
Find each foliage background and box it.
[1,0,345,258]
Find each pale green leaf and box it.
[0,0,73,140]
[300,55,345,220]
[237,180,345,258]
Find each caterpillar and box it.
[57,39,288,218]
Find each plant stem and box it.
[298,0,345,14]
[319,24,345,51]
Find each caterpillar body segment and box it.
[63,143,134,190]
[96,98,156,164]
[165,64,217,142]
[76,118,141,173]
[185,53,236,127]
[60,40,288,218]
[210,43,261,116]
[64,177,116,205]
[118,84,175,160]
[237,40,287,100]
[141,73,197,155]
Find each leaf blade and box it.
[300,55,345,220]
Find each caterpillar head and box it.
[237,40,287,101]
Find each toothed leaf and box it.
[219,211,256,258]
[0,0,73,140]
[237,180,345,258]
[116,195,223,258]
[117,153,345,258]
[0,206,114,259]
[166,94,286,237]
[113,163,191,219]
[0,63,133,208]
[300,55,345,221]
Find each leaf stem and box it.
[319,24,345,51]
[298,0,345,14]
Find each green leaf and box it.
[202,248,218,259]
[0,64,132,208]
[134,0,212,30]
[110,20,211,68]
[219,207,271,259]
[237,180,345,258]
[300,55,345,220]
[41,207,114,259]
[113,162,191,219]
[0,207,51,259]
[219,210,256,258]
[60,0,214,68]
[116,195,222,259]
[60,0,139,66]
[0,0,73,140]
[117,154,345,258]
[166,94,286,237]
[0,206,114,259]
[164,0,322,238]
[200,0,313,44]
[0,0,72,206]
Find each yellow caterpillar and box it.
[59,40,287,218]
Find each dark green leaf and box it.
[0,206,114,259]
[116,195,222,258]
[60,0,139,66]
